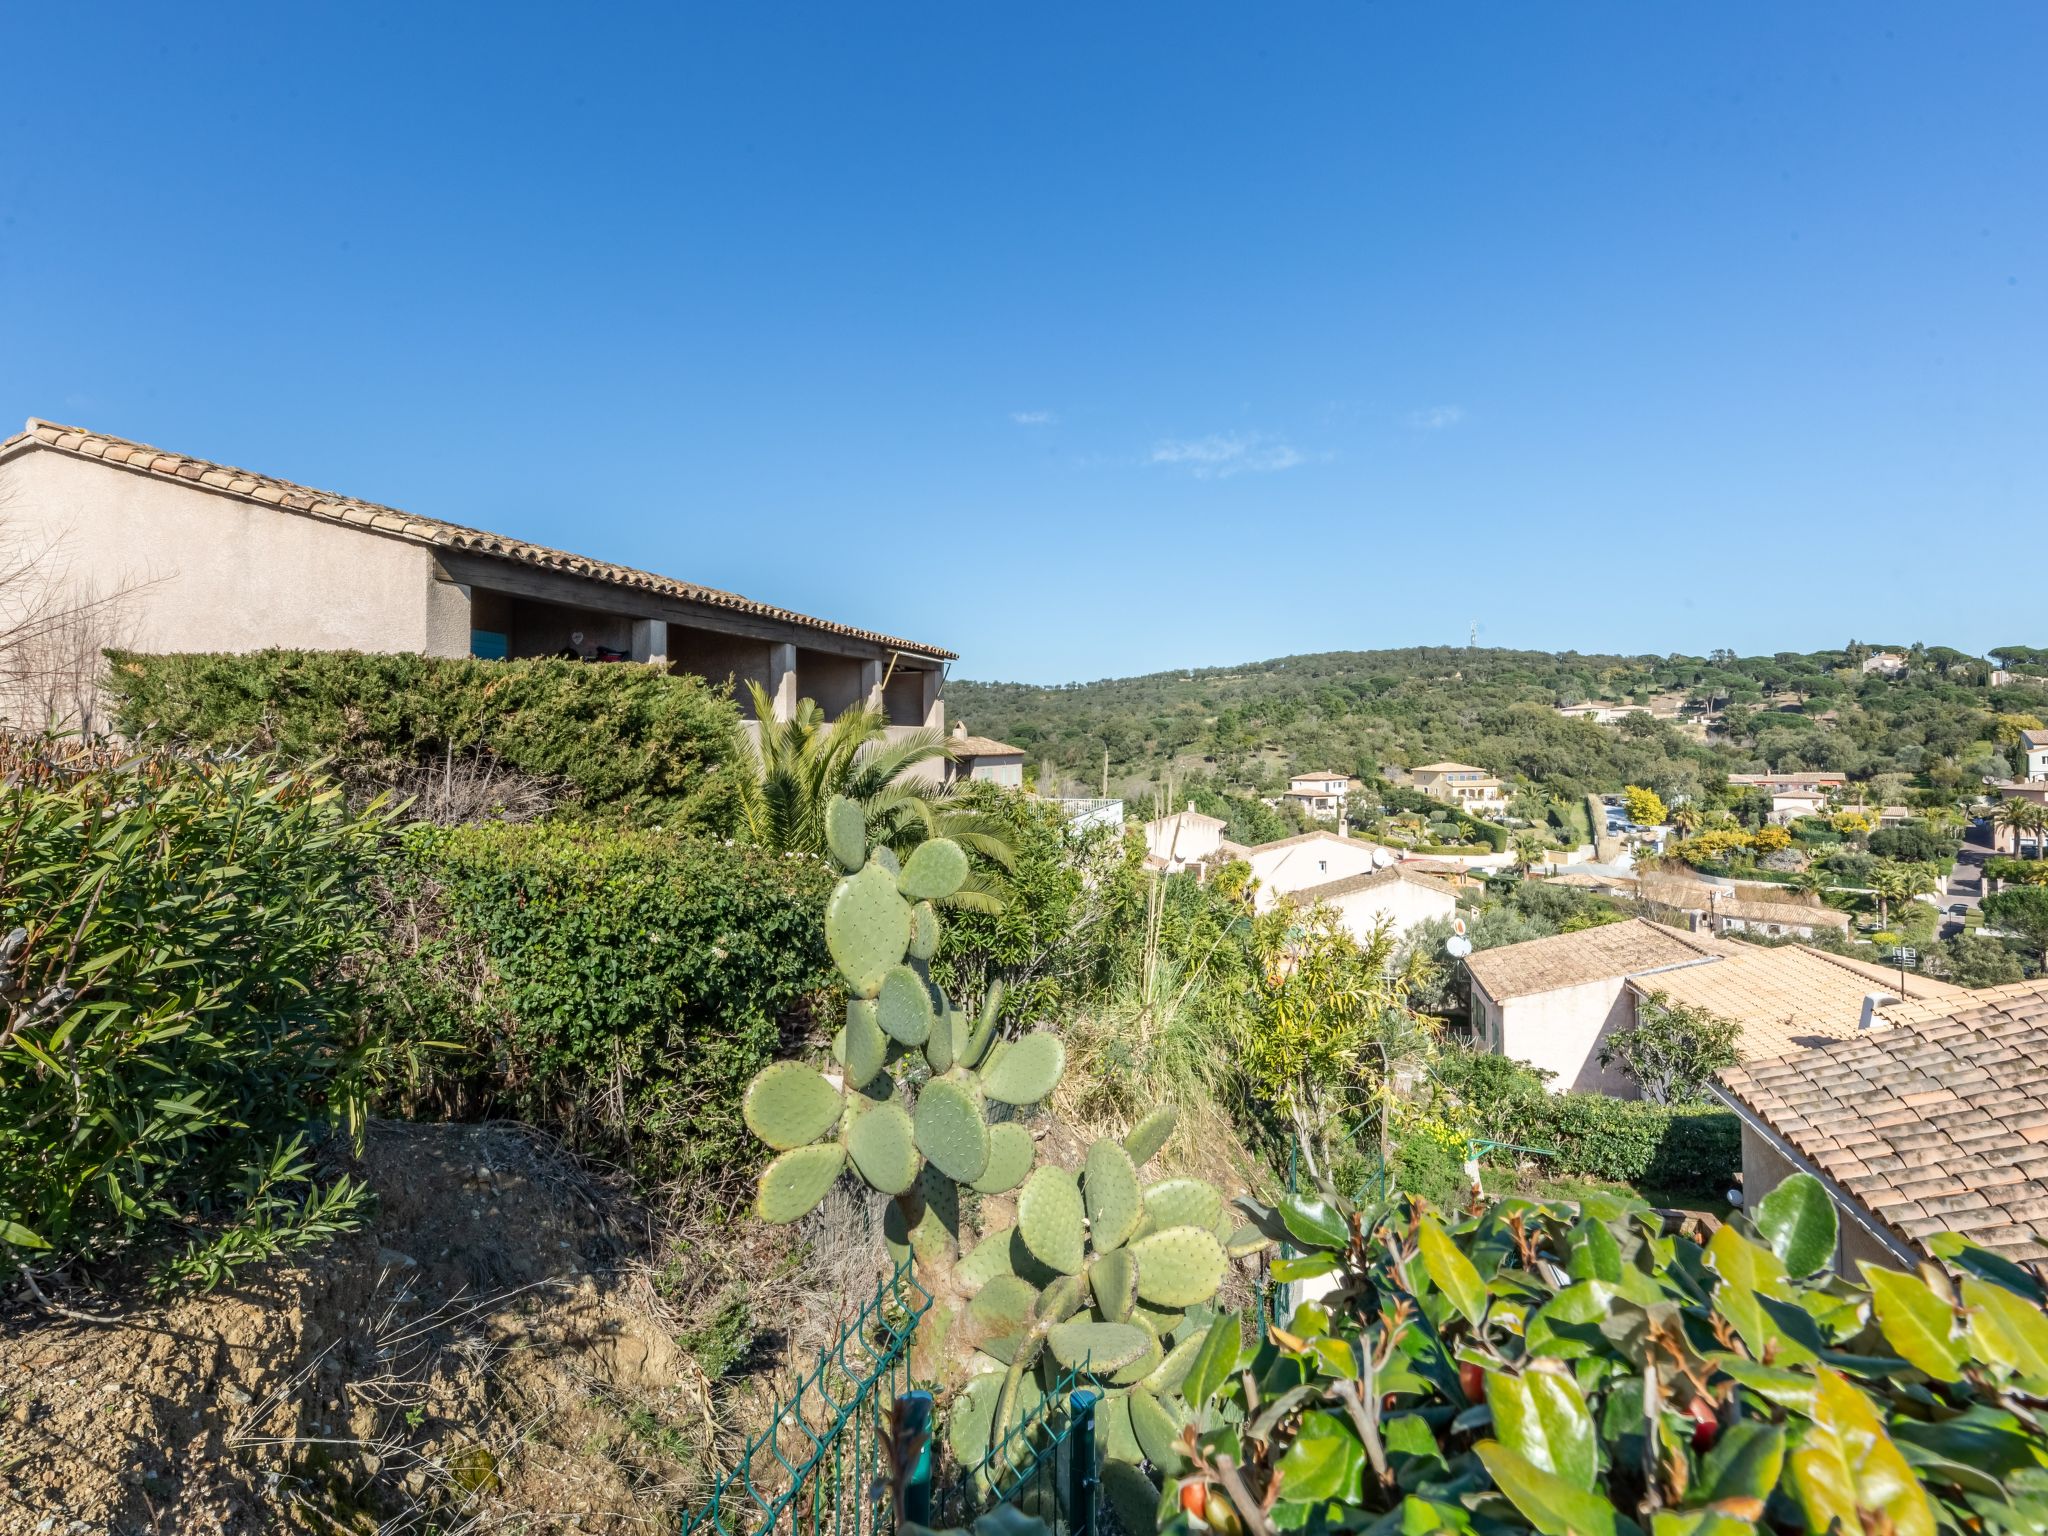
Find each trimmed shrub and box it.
[1537,1095,1740,1196]
[107,649,750,830]
[1,747,387,1283]
[366,819,836,1181]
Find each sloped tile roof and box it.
[1,418,955,660]
[950,734,1023,758]
[1635,943,1961,1060]
[1465,919,1725,1002]
[1281,865,1461,907]
[1719,986,2048,1263]
[1712,898,1852,929]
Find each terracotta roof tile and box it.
[1720,991,2048,1263]
[1281,864,1462,907]
[1,418,955,660]
[1464,919,1725,1002]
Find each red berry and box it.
[1179,1482,1207,1521]
[1686,1395,1719,1452]
[1460,1362,1486,1403]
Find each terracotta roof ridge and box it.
[10,417,957,660]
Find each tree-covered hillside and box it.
[951,642,2048,805]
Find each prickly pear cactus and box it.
[739,796,1272,1532]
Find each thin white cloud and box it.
[1405,405,1465,430]
[1148,432,1316,479]
[1010,410,1056,426]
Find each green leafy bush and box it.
[1153,1178,2048,1535]
[1987,856,2048,887]
[1,747,387,1282]
[108,649,749,829]
[1430,1048,1739,1198]
[367,819,836,1180]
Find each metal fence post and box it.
[894,1390,935,1530]
[1066,1389,1099,1536]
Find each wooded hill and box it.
[950,643,2048,805]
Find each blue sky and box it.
[4,5,2043,683]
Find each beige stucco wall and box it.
[1323,878,1457,946]
[0,448,459,658]
[966,758,1025,788]
[1497,976,1641,1096]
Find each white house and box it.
[1861,652,1908,677]
[1228,830,1392,905]
[1143,805,1229,872]
[1284,771,1352,821]
[2023,728,2048,782]
[1411,762,1508,815]
[1281,865,1458,946]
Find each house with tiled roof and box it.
[2022,728,2048,782]
[1464,918,1963,1097]
[945,725,1025,788]
[0,418,952,749]
[1284,770,1355,821]
[1411,761,1508,815]
[1143,805,1230,873]
[1279,864,1459,947]
[1716,979,2048,1270]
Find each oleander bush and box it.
[108,648,750,829]
[365,817,837,1180]
[0,744,388,1285]
[1156,1177,2048,1535]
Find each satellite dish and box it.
[1372,847,1396,868]
[1446,935,1474,958]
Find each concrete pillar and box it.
[860,659,884,711]
[424,573,474,658]
[630,618,669,668]
[768,642,798,722]
[921,668,945,733]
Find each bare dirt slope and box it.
[0,1121,755,1536]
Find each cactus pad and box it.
[972,1122,1035,1195]
[1224,1221,1272,1258]
[1016,1166,1086,1275]
[923,1009,956,1073]
[1083,1138,1143,1252]
[947,1372,1003,1463]
[960,981,1004,1069]
[845,1100,919,1195]
[1034,1271,1086,1322]
[897,837,969,901]
[980,1032,1065,1106]
[1110,1317,1165,1385]
[1128,1387,1184,1471]
[825,861,913,998]
[1144,1177,1223,1233]
[1046,1319,1152,1372]
[825,795,867,873]
[842,1000,887,1088]
[1099,1461,1160,1536]
[876,965,935,1045]
[1143,1332,1205,1397]
[1130,1225,1227,1308]
[967,1273,1039,1336]
[907,901,940,961]
[1123,1104,1177,1166]
[741,1061,842,1150]
[755,1143,846,1223]
[913,1078,990,1184]
[956,1229,1017,1295]
[1088,1245,1138,1322]
[1098,1392,1139,1464]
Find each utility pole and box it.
[1101,746,1109,798]
[1469,620,1479,648]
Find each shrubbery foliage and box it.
[1161,1178,2048,1535]
[368,819,836,1180]
[108,649,749,828]
[1,748,386,1281]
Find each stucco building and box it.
[1280,864,1459,946]
[0,419,953,746]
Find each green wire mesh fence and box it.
[681,1254,934,1536]
[936,1357,1104,1536]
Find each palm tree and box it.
[738,682,1015,905]
[1669,802,1702,839]
[1994,798,2045,859]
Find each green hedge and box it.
[108,649,750,830]
[1536,1096,1740,1197]
[367,820,836,1181]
